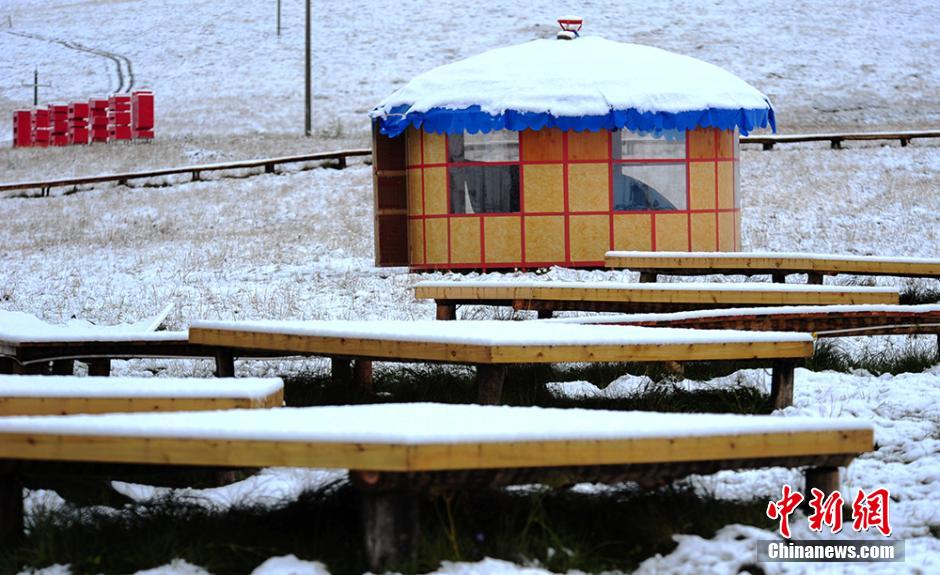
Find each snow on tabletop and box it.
[545,304,940,324]
[0,310,186,344]
[0,376,283,399]
[0,403,872,444]
[414,279,899,294]
[371,36,771,120]
[605,250,940,265]
[190,319,813,346]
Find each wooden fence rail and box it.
[3,129,938,196]
[0,148,372,196]
[740,129,940,150]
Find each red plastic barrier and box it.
[132,90,154,131]
[12,110,32,148]
[69,101,90,119]
[89,98,109,143]
[68,101,90,145]
[32,109,50,148]
[50,104,69,146]
[14,93,153,148]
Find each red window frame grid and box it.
[404,127,740,271]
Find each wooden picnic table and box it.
[0,376,284,416]
[548,304,940,335]
[547,304,940,358]
[0,403,874,567]
[188,319,814,407]
[414,280,900,319]
[0,331,294,378]
[604,251,940,284]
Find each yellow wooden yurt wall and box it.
[372,125,740,270]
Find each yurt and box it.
[370,19,775,271]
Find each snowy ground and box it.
[2,0,940,180]
[2,0,940,573]
[5,140,940,575]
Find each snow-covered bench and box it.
[604,250,940,284]
[413,279,899,319]
[546,304,940,336]
[0,310,291,377]
[0,403,874,568]
[188,319,814,407]
[548,304,940,362]
[0,376,284,415]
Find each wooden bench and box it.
[547,304,940,356]
[189,319,814,408]
[0,376,284,415]
[740,129,940,150]
[414,280,900,319]
[0,311,298,378]
[0,403,874,568]
[604,251,940,284]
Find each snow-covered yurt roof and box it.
[371,36,775,137]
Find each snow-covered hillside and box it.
[1,0,939,143]
[1,1,939,574]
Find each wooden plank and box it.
[476,365,506,404]
[0,428,872,472]
[189,326,813,365]
[741,130,940,146]
[604,252,940,279]
[0,149,371,194]
[214,349,235,377]
[805,466,840,496]
[415,283,899,306]
[0,339,309,367]
[0,390,283,416]
[770,360,795,409]
[86,359,110,377]
[586,309,940,337]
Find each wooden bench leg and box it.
[0,473,24,550]
[86,359,111,377]
[360,488,418,571]
[771,272,787,284]
[214,350,235,378]
[13,362,46,375]
[353,359,373,388]
[476,365,507,405]
[639,272,658,283]
[51,359,75,375]
[762,142,774,151]
[331,358,353,384]
[770,360,795,410]
[806,272,824,285]
[537,309,554,319]
[805,466,840,495]
[436,302,457,321]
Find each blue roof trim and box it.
[377,104,776,137]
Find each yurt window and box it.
[612,129,686,211]
[448,130,520,214]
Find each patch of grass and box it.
[853,345,939,375]
[804,339,938,376]
[899,283,940,305]
[3,482,773,575]
[804,340,853,373]
[284,361,771,414]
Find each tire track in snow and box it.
[6,30,134,92]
